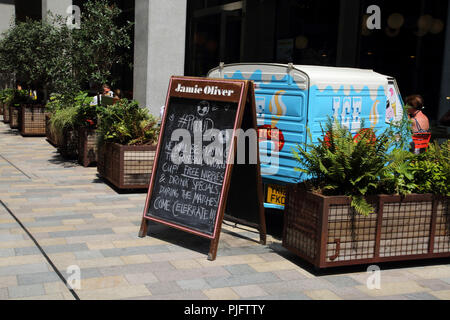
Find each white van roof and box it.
[208,63,389,99]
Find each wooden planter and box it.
[9,106,20,129]
[20,104,46,136]
[78,127,98,167]
[97,142,157,189]
[3,103,10,123]
[45,114,62,147]
[58,128,79,159]
[283,184,450,269]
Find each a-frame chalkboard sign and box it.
[139,76,266,261]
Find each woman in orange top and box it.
[405,95,430,134]
[405,95,430,154]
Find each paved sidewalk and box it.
[0,119,450,300]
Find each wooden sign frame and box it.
[139,76,266,261]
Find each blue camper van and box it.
[208,63,404,210]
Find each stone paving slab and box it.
[1,120,450,300]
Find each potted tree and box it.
[71,0,133,91]
[96,99,159,190]
[283,118,449,268]
[0,16,75,136]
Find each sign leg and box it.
[208,235,221,261]
[259,229,267,245]
[138,218,148,238]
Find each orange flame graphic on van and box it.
[369,100,380,129]
[269,90,287,128]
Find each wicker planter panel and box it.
[3,104,10,123]
[20,105,46,136]
[0,103,3,116]
[45,115,63,147]
[379,201,432,257]
[434,199,450,254]
[283,189,320,263]
[283,185,450,268]
[59,129,79,159]
[326,204,378,263]
[98,143,156,189]
[9,106,20,129]
[78,128,98,167]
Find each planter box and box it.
[9,106,20,129]
[283,184,450,268]
[3,104,10,123]
[78,127,98,167]
[20,104,46,136]
[45,114,63,147]
[97,142,156,189]
[0,102,3,116]
[58,128,79,159]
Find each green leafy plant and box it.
[0,88,15,106]
[72,92,96,129]
[48,106,79,139]
[11,89,32,107]
[46,93,70,114]
[96,99,159,146]
[293,118,392,216]
[47,91,96,138]
[410,140,450,196]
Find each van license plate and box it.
[266,185,287,206]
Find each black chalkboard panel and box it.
[145,97,238,236]
[140,76,266,261]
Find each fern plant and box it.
[378,148,417,195]
[293,118,391,216]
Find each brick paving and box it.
[0,119,450,300]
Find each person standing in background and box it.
[405,95,430,154]
[102,84,114,97]
[405,95,430,134]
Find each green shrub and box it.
[96,99,159,146]
[47,91,95,137]
[71,92,96,129]
[0,88,15,106]
[410,140,450,196]
[11,89,31,107]
[48,106,79,138]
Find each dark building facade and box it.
[2,0,449,121]
[185,0,450,123]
